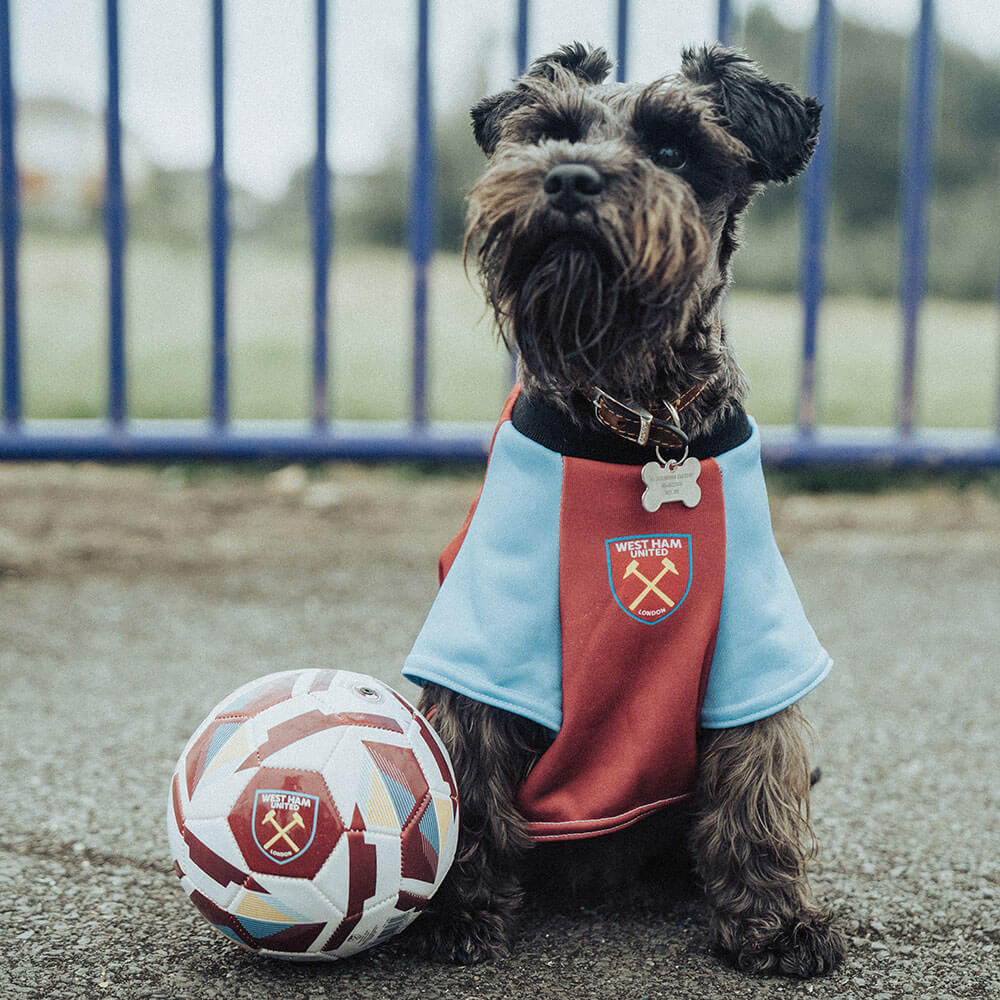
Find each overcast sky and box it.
[9,1,1000,199]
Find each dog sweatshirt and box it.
[403,387,832,842]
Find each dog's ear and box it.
[526,43,614,85]
[471,91,520,156]
[681,45,821,183]
[471,44,613,156]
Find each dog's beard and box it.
[508,238,640,389]
[479,230,701,395]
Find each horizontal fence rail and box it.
[0,0,998,466]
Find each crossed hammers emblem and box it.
[623,556,679,611]
[261,808,306,852]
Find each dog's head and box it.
[466,43,820,403]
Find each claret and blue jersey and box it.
[403,387,832,842]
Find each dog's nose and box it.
[543,163,605,213]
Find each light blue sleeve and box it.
[700,421,833,729]
[402,422,564,733]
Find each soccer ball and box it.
[167,669,459,959]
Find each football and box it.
[166,668,459,959]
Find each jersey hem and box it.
[402,660,562,734]
[699,650,833,729]
[524,792,693,842]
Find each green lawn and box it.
[5,235,997,429]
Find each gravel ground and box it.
[1,461,997,1000]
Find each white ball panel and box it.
[258,724,348,774]
[184,767,252,821]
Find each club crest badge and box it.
[606,534,692,624]
[252,788,320,864]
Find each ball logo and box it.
[605,534,692,624]
[252,789,320,864]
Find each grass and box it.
[4,234,998,430]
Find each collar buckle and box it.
[590,387,688,451]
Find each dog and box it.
[402,43,846,978]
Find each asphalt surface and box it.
[1,462,997,1000]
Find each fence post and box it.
[311,0,331,428]
[717,0,733,47]
[898,0,937,435]
[516,0,529,74]
[0,0,20,429]
[105,0,127,428]
[615,0,629,82]
[798,0,836,433]
[410,0,433,428]
[210,0,229,429]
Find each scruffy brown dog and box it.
[403,43,846,978]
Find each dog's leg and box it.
[691,704,846,978]
[411,683,546,964]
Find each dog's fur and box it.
[412,43,846,978]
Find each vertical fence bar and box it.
[311,0,330,428]
[210,0,228,429]
[509,0,529,387]
[995,210,1000,435]
[615,0,629,82]
[516,0,529,74]
[898,0,937,435]
[0,0,20,429]
[797,0,835,433]
[410,0,433,428]
[105,0,127,428]
[717,0,733,46]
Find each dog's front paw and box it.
[716,909,846,978]
[408,908,512,965]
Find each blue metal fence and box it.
[0,0,19,431]
[797,0,835,435]
[0,0,998,466]
[210,0,228,432]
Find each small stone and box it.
[303,482,343,509]
[268,465,308,495]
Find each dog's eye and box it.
[654,144,687,170]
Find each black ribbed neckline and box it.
[511,392,751,465]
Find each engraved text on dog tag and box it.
[641,457,702,512]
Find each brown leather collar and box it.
[586,381,709,451]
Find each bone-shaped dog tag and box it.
[641,457,702,512]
